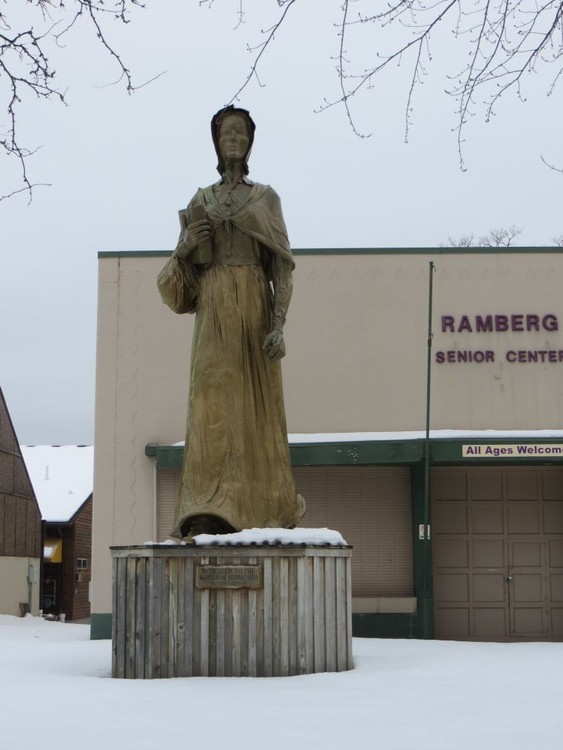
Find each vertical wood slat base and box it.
[111,544,353,679]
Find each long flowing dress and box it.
[157,181,305,537]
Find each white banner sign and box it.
[462,444,563,458]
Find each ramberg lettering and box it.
[441,314,558,333]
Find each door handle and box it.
[505,575,513,582]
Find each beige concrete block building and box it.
[92,248,563,641]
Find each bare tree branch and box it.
[0,1,145,201]
[439,233,475,247]
[0,180,51,204]
[214,1,563,168]
[442,226,523,246]
[221,0,298,107]
[478,225,523,247]
[5,0,561,198]
[541,154,563,173]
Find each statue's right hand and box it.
[176,219,212,259]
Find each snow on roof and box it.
[171,429,563,448]
[20,446,93,523]
[288,429,563,443]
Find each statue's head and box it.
[211,105,256,176]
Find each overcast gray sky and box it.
[1,1,561,445]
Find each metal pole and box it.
[423,261,435,595]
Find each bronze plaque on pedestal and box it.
[195,564,263,590]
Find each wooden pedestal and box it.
[111,544,353,678]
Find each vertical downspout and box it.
[39,520,46,614]
[423,261,435,597]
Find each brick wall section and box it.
[64,496,92,620]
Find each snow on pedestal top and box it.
[145,528,348,547]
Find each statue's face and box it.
[218,114,250,163]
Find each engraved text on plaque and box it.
[195,565,263,590]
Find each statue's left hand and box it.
[262,329,286,361]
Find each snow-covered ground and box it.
[2,614,562,750]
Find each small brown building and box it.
[0,388,42,616]
[22,446,93,622]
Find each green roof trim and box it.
[145,440,422,468]
[99,246,563,259]
[145,444,183,468]
[290,440,422,465]
[145,437,563,469]
[90,613,112,640]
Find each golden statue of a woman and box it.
[157,106,305,540]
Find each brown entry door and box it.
[507,539,549,638]
[432,467,563,642]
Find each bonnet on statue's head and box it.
[211,105,256,176]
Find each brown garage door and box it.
[432,467,563,641]
[157,465,414,599]
[294,466,413,598]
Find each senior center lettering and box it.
[436,313,562,365]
